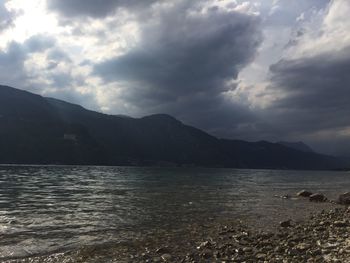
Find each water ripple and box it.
[0,166,349,259]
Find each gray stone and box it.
[255,253,267,260]
[297,190,313,197]
[196,241,212,250]
[200,248,213,259]
[243,247,253,253]
[156,247,170,254]
[337,192,350,205]
[296,243,311,252]
[309,193,327,202]
[153,256,162,262]
[280,220,292,228]
[333,220,348,227]
[161,253,172,261]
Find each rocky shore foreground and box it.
[6,192,350,263]
[181,207,350,263]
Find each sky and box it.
[0,0,350,156]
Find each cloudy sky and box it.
[1,0,350,155]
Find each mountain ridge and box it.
[0,85,346,170]
[278,141,314,153]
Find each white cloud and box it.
[3,0,59,45]
[283,0,350,59]
[0,0,143,112]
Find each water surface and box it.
[0,166,349,259]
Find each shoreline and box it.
[181,207,350,263]
[1,164,348,172]
[126,206,350,263]
[6,204,350,263]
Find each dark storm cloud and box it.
[94,5,262,133]
[263,46,350,153]
[47,0,157,18]
[269,48,350,132]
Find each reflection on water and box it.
[0,166,349,259]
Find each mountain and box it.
[0,85,346,170]
[278,141,314,153]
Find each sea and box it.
[0,165,349,261]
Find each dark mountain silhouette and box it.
[0,85,345,170]
[278,141,314,153]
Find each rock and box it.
[297,190,313,197]
[153,256,162,262]
[274,246,283,253]
[243,247,253,253]
[321,248,331,254]
[312,249,322,256]
[255,253,267,260]
[337,192,350,205]
[161,253,172,261]
[280,220,292,228]
[141,253,151,260]
[323,243,338,249]
[200,248,213,259]
[156,247,170,254]
[296,243,311,251]
[196,241,212,250]
[319,221,330,226]
[309,193,327,202]
[288,248,299,256]
[333,220,348,227]
[235,248,243,255]
[314,226,326,231]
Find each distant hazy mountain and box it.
[0,85,346,170]
[278,141,314,153]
